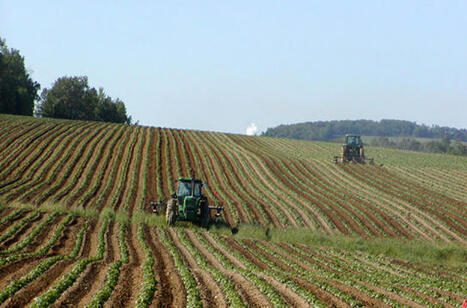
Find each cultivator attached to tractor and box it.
[150,177,223,228]
[333,134,374,164]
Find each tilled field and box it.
[0,114,466,307]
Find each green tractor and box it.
[333,134,374,164]
[151,177,223,228]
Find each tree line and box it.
[0,37,132,124]
[263,120,467,155]
[370,136,466,156]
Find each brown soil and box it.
[202,233,246,270]
[214,132,302,227]
[293,159,394,237]
[360,282,425,308]
[314,160,444,240]
[86,129,132,210]
[166,228,228,307]
[126,127,145,216]
[107,223,143,307]
[322,277,392,307]
[244,152,337,233]
[430,288,464,303]
[3,123,75,187]
[145,128,157,208]
[143,226,177,307]
[178,131,197,177]
[52,220,115,307]
[82,126,128,209]
[345,165,467,237]
[182,131,235,225]
[65,126,123,207]
[48,126,112,204]
[1,218,95,307]
[11,123,95,204]
[171,129,188,178]
[0,259,42,290]
[164,129,177,191]
[204,132,281,226]
[20,214,64,254]
[193,134,251,224]
[152,228,188,308]
[398,286,454,307]
[185,230,272,308]
[158,128,170,197]
[112,127,141,213]
[0,122,42,155]
[34,124,108,205]
[0,210,28,234]
[0,212,43,250]
[292,276,351,307]
[223,237,269,270]
[0,123,60,182]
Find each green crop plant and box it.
[197,231,288,307]
[135,224,156,307]
[0,210,40,242]
[175,228,245,307]
[0,212,58,254]
[158,228,202,307]
[0,216,88,303]
[31,218,108,308]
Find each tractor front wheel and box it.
[166,199,176,226]
[200,202,209,228]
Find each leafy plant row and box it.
[0,216,88,304]
[31,218,108,308]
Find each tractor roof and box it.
[178,177,202,182]
[345,134,361,137]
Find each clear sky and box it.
[1,1,466,134]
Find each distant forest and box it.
[262,120,467,155]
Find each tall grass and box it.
[234,224,467,267]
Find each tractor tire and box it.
[166,199,176,226]
[200,202,209,228]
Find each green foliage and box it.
[135,225,156,307]
[371,135,467,155]
[263,119,467,143]
[31,218,108,308]
[230,225,467,267]
[36,76,131,124]
[85,260,122,308]
[0,37,40,115]
[158,229,202,307]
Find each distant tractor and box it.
[151,177,223,228]
[333,134,374,164]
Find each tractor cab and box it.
[176,177,202,200]
[345,135,363,146]
[172,177,205,221]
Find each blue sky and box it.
[1,1,466,133]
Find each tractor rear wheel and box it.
[200,202,209,228]
[166,199,176,226]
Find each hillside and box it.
[263,119,467,141]
[0,114,466,307]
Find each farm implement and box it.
[151,177,223,228]
[334,134,374,164]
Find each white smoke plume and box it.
[246,123,258,136]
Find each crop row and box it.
[1,117,465,242]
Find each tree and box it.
[0,37,40,115]
[96,88,131,124]
[37,76,131,124]
[37,76,98,120]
